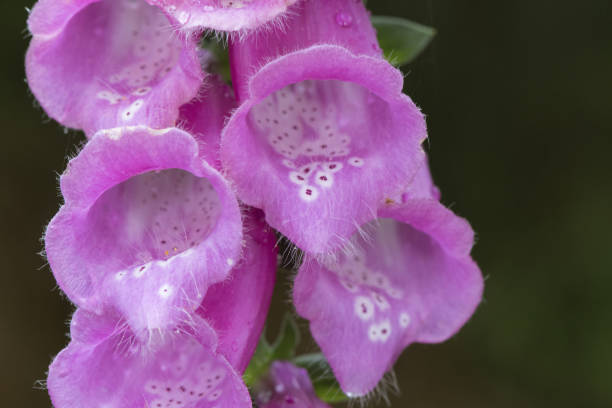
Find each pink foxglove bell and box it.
[293,165,484,395]
[221,0,427,255]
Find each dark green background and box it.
[2,1,610,407]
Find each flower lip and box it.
[380,198,476,258]
[46,126,242,333]
[235,45,406,105]
[27,0,100,39]
[146,0,299,33]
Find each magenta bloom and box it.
[48,310,251,408]
[221,0,426,255]
[48,209,276,408]
[44,78,243,336]
[147,0,298,32]
[255,361,331,408]
[197,208,278,373]
[26,0,203,136]
[293,165,484,395]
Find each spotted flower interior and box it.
[295,214,483,395]
[45,127,242,335]
[222,0,428,254]
[79,167,233,331]
[26,0,202,135]
[223,67,425,255]
[94,169,221,266]
[48,311,251,408]
[248,80,383,203]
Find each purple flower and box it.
[255,362,331,408]
[293,165,484,395]
[44,80,243,337]
[146,0,298,32]
[178,75,236,171]
[48,309,252,408]
[197,208,278,373]
[48,207,276,408]
[221,0,427,255]
[26,0,203,136]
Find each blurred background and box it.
[1,0,611,407]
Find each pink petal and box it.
[222,0,426,255]
[147,0,298,32]
[257,362,331,408]
[26,0,203,136]
[45,126,242,337]
[294,166,483,394]
[179,75,237,170]
[48,309,252,408]
[198,208,277,373]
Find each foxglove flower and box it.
[44,79,243,336]
[147,0,298,33]
[48,209,276,408]
[48,309,252,408]
[221,0,426,254]
[26,0,203,136]
[197,208,278,373]
[293,165,484,395]
[178,75,235,170]
[255,362,331,408]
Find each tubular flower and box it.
[48,208,276,408]
[44,79,243,336]
[48,204,276,408]
[255,362,331,408]
[26,0,203,137]
[146,0,298,33]
[197,208,278,373]
[293,165,484,395]
[178,75,236,170]
[48,309,252,408]
[220,0,427,255]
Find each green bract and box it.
[372,15,436,66]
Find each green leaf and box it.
[243,314,301,387]
[199,37,232,84]
[294,353,350,403]
[313,380,350,404]
[271,314,301,361]
[242,338,272,388]
[372,15,436,66]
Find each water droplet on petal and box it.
[335,11,353,27]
